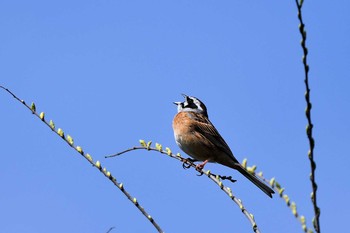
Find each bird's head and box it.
[173,94,208,118]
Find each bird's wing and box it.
[189,112,239,163]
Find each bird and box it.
[172,94,274,198]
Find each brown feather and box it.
[173,108,275,198]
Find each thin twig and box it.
[107,143,266,233]
[0,86,164,233]
[108,146,237,184]
[259,174,312,233]
[105,226,115,233]
[294,1,320,233]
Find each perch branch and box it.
[107,141,270,233]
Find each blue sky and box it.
[1,1,349,232]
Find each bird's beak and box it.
[173,101,181,105]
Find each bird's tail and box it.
[235,164,274,198]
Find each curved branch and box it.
[107,142,265,233]
[0,86,164,233]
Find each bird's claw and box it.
[195,164,205,171]
[182,162,191,169]
[196,170,204,176]
[182,158,197,169]
[194,164,205,176]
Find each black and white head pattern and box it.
[175,94,208,118]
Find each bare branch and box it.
[107,142,267,233]
[294,1,321,232]
[0,86,164,233]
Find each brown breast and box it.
[172,112,194,136]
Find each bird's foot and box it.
[195,160,209,171]
[195,164,204,171]
[182,158,198,169]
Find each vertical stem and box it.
[294,1,321,233]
